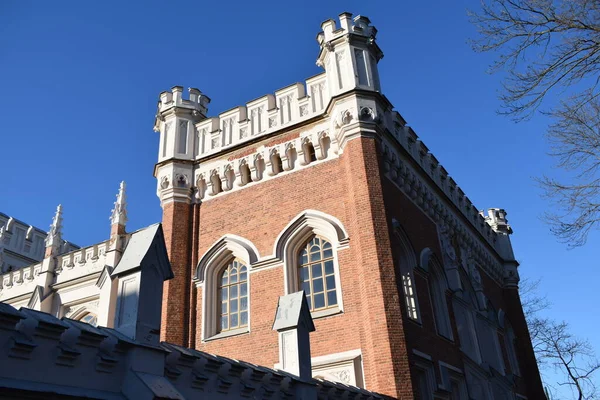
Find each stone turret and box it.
[316,12,383,98]
[44,205,63,258]
[154,87,211,206]
[484,208,519,288]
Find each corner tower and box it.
[154,87,210,345]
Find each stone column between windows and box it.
[340,134,414,399]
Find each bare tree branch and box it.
[470,0,600,247]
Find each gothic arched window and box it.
[429,258,453,340]
[298,236,337,311]
[217,259,249,333]
[392,225,421,322]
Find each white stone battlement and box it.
[0,239,111,299]
[157,86,211,116]
[317,12,378,44]
[54,239,111,283]
[184,74,329,161]
[0,261,41,296]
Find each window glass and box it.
[298,236,337,311]
[218,260,249,332]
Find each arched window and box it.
[453,275,481,363]
[392,224,421,322]
[196,234,258,341]
[429,258,453,340]
[78,312,98,327]
[217,259,248,333]
[299,236,337,311]
[274,210,348,319]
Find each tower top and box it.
[153,86,211,132]
[485,208,513,235]
[316,12,383,66]
[110,181,128,228]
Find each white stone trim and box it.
[189,123,338,202]
[276,349,365,388]
[195,234,260,282]
[197,235,255,341]
[274,210,347,317]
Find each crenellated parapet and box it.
[155,74,329,164]
[0,239,112,300]
[379,111,518,284]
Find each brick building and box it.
[153,12,545,400]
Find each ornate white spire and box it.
[45,204,63,249]
[0,225,6,271]
[110,181,128,227]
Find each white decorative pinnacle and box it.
[45,204,63,248]
[110,181,128,226]
[0,226,6,270]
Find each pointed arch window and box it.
[429,258,453,340]
[217,259,248,333]
[299,236,337,311]
[392,224,421,322]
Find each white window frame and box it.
[273,210,349,319]
[196,235,259,341]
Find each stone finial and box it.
[0,226,6,271]
[110,181,128,228]
[44,205,63,253]
[272,291,315,381]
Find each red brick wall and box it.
[159,125,543,398]
[381,173,545,398]
[161,200,192,344]
[162,134,415,398]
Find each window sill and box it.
[204,327,249,342]
[311,307,343,320]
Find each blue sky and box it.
[1,0,597,388]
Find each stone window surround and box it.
[412,349,436,400]
[438,361,468,398]
[391,220,422,324]
[275,349,364,388]
[195,210,350,341]
[61,296,100,320]
[427,256,454,341]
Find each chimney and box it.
[272,291,315,381]
[44,205,63,258]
